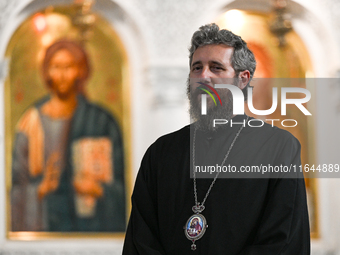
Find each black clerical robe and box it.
[123,115,310,255]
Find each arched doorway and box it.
[215,8,318,237]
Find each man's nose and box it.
[199,67,212,83]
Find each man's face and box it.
[190,44,236,79]
[48,49,80,99]
[188,44,239,131]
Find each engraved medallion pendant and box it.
[184,213,208,251]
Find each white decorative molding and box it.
[326,0,340,65]
[0,0,18,34]
[127,0,213,61]
[147,66,188,107]
[0,59,9,82]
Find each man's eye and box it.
[191,66,202,71]
[211,66,223,70]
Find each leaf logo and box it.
[197,82,223,106]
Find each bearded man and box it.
[123,23,310,254]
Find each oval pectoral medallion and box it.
[184,214,208,250]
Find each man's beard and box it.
[187,78,238,132]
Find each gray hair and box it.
[189,24,256,99]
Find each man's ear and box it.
[238,70,250,90]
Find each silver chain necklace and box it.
[184,116,249,251]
